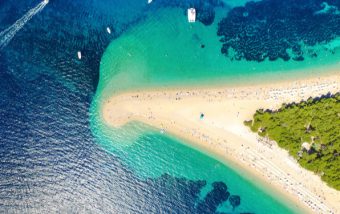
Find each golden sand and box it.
[102,73,340,213]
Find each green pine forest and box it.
[244,92,340,190]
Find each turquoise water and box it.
[2,0,338,212]
[90,2,340,213]
[90,117,300,213]
[97,7,340,97]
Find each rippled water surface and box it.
[1,0,339,213]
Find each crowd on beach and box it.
[104,75,340,213]
[107,76,339,106]
[163,123,334,213]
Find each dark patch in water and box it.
[145,175,248,213]
[229,195,241,211]
[217,0,340,61]
[197,182,230,213]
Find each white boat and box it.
[106,27,111,34]
[43,0,49,3]
[148,0,152,4]
[77,51,82,60]
[187,8,196,22]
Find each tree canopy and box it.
[245,93,340,190]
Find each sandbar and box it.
[101,73,340,213]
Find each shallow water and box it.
[1,0,339,213]
[97,6,340,95]
[91,1,340,213]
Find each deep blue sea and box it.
[0,0,163,212]
[1,0,339,213]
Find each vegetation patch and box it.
[245,92,340,190]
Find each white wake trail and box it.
[0,1,48,50]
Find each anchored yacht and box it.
[187,8,196,22]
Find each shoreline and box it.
[99,61,340,100]
[160,125,311,213]
[100,73,340,213]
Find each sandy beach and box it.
[101,73,340,214]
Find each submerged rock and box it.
[229,195,241,210]
[196,5,215,26]
[217,0,340,62]
[197,182,230,213]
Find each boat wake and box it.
[0,0,48,50]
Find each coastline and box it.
[100,72,340,213]
[97,6,340,97]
